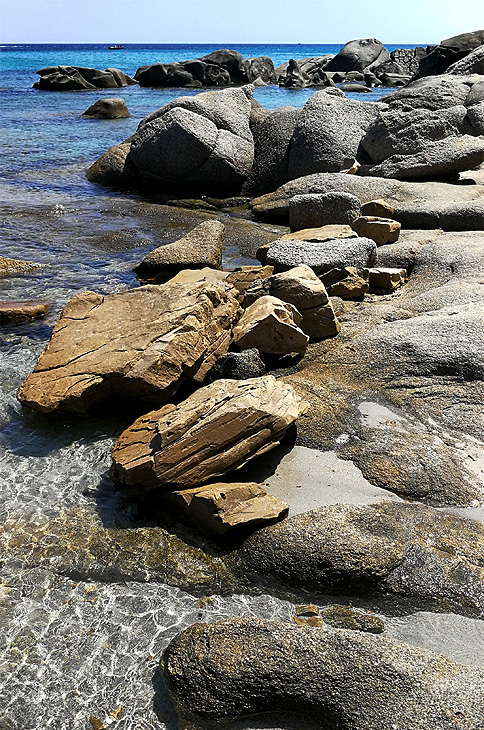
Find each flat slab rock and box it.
[17,281,241,414]
[162,617,484,730]
[266,235,377,274]
[163,482,289,536]
[111,375,305,491]
[0,300,50,323]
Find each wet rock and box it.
[17,281,241,415]
[232,296,309,355]
[243,265,340,339]
[111,375,305,491]
[289,191,361,231]
[0,255,42,277]
[368,267,406,291]
[207,348,266,381]
[86,142,140,187]
[320,604,385,633]
[238,501,484,615]
[265,236,377,275]
[320,266,370,298]
[134,220,224,282]
[81,98,130,118]
[351,216,401,245]
[293,604,323,627]
[162,616,484,729]
[288,92,380,179]
[340,82,372,93]
[163,482,289,537]
[0,300,50,324]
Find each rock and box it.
[207,348,266,381]
[467,100,484,135]
[447,43,484,74]
[244,56,276,84]
[34,65,136,91]
[340,83,372,93]
[17,281,241,415]
[368,267,406,291]
[0,300,50,324]
[373,46,427,79]
[250,171,484,230]
[466,80,484,106]
[85,142,140,188]
[238,501,484,614]
[381,74,471,111]
[265,236,377,275]
[325,38,390,72]
[278,58,311,88]
[246,106,301,195]
[232,296,309,355]
[162,616,484,730]
[164,268,229,286]
[320,605,385,633]
[134,220,224,282]
[280,225,357,241]
[293,604,323,627]
[0,256,42,277]
[361,199,394,217]
[162,482,288,537]
[350,216,401,245]
[288,92,380,178]
[111,375,305,490]
[289,191,361,230]
[320,266,370,298]
[242,265,340,339]
[417,29,484,77]
[225,266,274,300]
[81,98,130,119]
[125,86,255,193]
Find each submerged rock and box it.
[162,616,484,730]
[17,281,241,414]
[0,255,42,277]
[0,300,50,324]
[81,97,130,118]
[111,375,305,491]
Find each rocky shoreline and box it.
[3,26,484,730]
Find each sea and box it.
[2,43,484,730]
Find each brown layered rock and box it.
[243,265,340,338]
[351,216,401,245]
[232,295,309,354]
[111,376,305,490]
[0,300,50,324]
[134,220,225,282]
[163,482,289,536]
[321,266,370,299]
[17,282,241,415]
[368,267,406,291]
[0,256,42,277]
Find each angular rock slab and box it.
[351,216,401,244]
[17,281,241,414]
[266,236,377,275]
[111,376,305,490]
[321,266,370,298]
[134,220,224,282]
[162,617,484,730]
[232,296,309,355]
[163,482,289,536]
[0,300,50,324]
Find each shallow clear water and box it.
[2,42,483,730]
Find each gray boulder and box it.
[289,191,361,230]
[287,91,380,179]
[162,617,484,730]
[447,43,484,74]
[417,29,484,77]
[278,58,311,88]
[467,100,484,134]
[85,142,140,187]
[244,55,276,83]
[265,236,377,275]
[246,106,301,195]
[34,65,136,91]
[466,79,484,105]
[207,348,266,381]
[325,38,390,72]
[381,74,471,110]
[81,97,130,119]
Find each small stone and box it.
[351,216,401,245]
[320,267,370,299]
[82,98,130,119]
[279,225,357,242]
[368,267,406,291]
[320,604,385,634]
[361,199,395,217]
[207,348,266,381]
[225,265,274,300]
[232,295,309,355]
[0,300,50,324]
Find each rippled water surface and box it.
[2,42,484,730]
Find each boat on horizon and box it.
[109,44,124,50]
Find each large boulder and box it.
[246,106,301,194]
[162,617,484,730]
[287,91,381,179]
[447,43,484,74]
[134,220,224,282]
[325,38,390,72]
[111,376,305,490]
[417,29,484,77]
[123,86,255,193]
[34,65,136,90]
[277,58,312,88]
[85,142,140,187]
[289,191,361,230]
[17,281,241,415]
[265,236,377,274]
[381,74,472,111]
[232,296,309,354]
[81,98,130,119]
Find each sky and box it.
[1,0,484,44]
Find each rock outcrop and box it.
[0,300,50,324]
[134,220,224,282]
[81,98,130,118]
[34,66,137,90]
[162,617,484,730]
[0,256,42,277]
[416,29,484,78]
[17,281,241,414]
[111,376,305,490]
[325,38,390,73]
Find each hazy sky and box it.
[1,0,484,44]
